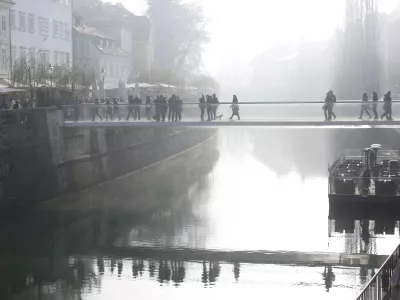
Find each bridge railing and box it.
[60,101,400,122]
[357,243,400,300]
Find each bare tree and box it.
[335,0,381,98]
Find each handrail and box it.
[60,100,400,107]
[356,243,400,300]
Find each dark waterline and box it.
[1,128,400,299]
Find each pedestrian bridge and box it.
[61,101,400,128]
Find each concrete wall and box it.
[0,108,215,208]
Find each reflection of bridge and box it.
[61,101,400,128]
[68,246,388,269]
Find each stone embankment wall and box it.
[0,108,215,207]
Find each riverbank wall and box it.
[0,108,215,208]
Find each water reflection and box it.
[0,256,370,299]
[2,128,400,299]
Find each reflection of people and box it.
[322,266,335,292]
[233,262,240,282]
[97,256,105,275]
[360,220,370,253]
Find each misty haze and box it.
[1,1,400,300]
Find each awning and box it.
[0,87,26,94]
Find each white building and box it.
[10,0,72,68]
[0,0,14,79]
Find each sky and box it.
[111,0,400,85]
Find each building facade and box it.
[75,2,154,83]
[73,14,130,92]
[0,0,14,80]
[10,0,73,68]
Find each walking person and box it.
[12,100,20,109]
[92,98,103,121]
[359,93,372,120]
[161,96,168,122]
[199,95,206,121]
[381,91,393,120]
[145,96,152,121]
[206,95,212,121]
[328,90,337,120]
[133,95,142,120]
[154,96,162,122]
[372,91,379,120]
[168,95,176,122]
[229,95,240,120]
[126,95,135,120]
[113,97,122,121]
[176,96,183,121]
[211,94,219,120]
[73,97,80,122]
[105,97,113,121]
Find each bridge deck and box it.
[63,119,400,128]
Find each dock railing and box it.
[357,243,400,300]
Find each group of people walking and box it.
[198,94,221,121]
[358,91,393,121]
[323,90,394,121]
[91,95,184,122]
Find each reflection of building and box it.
[0,0,14,80]
[10,0,73,67]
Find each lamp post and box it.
[48,64,54,105]
[101,68,106,99]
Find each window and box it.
[29,48,35,62]
[11,46,16,64]
[53,20,58,38]
[1,15,6,32]
[1,47,7,70]
[28,14,34,33]
[39,17,49,37]
[19,47,26,59]
[10,10,15,30]
[65,25,70,41]
[19,12,26,32]
[59,21,65,39]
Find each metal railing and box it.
[357,243,400,300]
[59,100,400,123]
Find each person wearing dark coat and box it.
[13,100,20,109]
[133,95,142,120]
[113,97,121,121]
[372,91,379,120]
[126,95,135,120]
[206,95,212,121]
[92,98,103,121]
[161,96,168,122]
[381,91,393,121]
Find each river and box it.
[1,128,400,300]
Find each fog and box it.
[114,0,399,100]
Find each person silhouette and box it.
[359,93,372,120]
[322,266,335,292]
[229,95,240,120]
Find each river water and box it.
[1,128,400,300]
